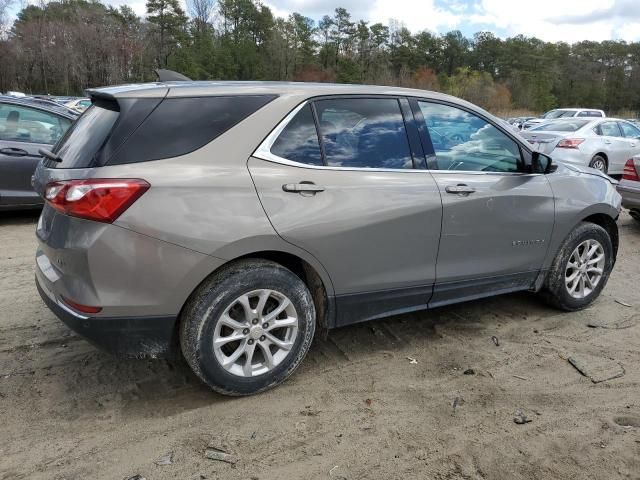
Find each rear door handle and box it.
[445,184,476,195]
[282,183,325,193]
[0,147,29,157]
[603,140,612,144]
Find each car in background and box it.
[23,96,80,116]
[523,108,605,130]
[617,157,640,222]
[507,116,536,130]
[520,117,640,175]
[65,98,91,113]
[5,91,26,98]
[0,97,77,210]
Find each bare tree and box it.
[0,0,15,36]
[187,0,215,33]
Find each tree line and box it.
[1,0,639,115]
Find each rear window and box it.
[530,120,589,132]
[48,95,276,168]
[49,100,119,168]
[108,95,276,165]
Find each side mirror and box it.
[532,151,554,174]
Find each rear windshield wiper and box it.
[38,148,63,163]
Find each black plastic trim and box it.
[37,277,177,358]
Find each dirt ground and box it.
[0,211,639,480]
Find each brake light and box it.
[556,138,585,149]
[45,178,150,223]
[61,296,102,314]
[623,159,640,181]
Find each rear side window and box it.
[597,122,622,137]
[530,120,589,132]
[50,100,118,168]
[109,95,276,165]
[619,121,640,138]
[314,98,413,169]
[271,104,323,166]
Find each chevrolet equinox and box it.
[33,82,621,395]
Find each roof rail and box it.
[154,69,192,82]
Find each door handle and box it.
[445,184,476,195]
[282,183,325,194]
[603,140,612,145]
[0,147,28,157]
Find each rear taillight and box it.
[44,178,150,223]
[556,138,585,149]
[61,296,102,314]
[623,159,640,181]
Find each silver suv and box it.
[33,82,621,395]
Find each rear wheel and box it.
[630,209,640,222]
[540,222,614,311]
[180,259,316,395]
[589,155,608,173]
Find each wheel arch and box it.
[177,246,336,338]
[581,212,619,263]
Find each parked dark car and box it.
[0,97,77,210]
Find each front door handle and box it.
[282,183,325,194]
[0,147,28,157]
[603,140,612,145]
[445,184,476,195]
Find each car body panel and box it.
[427,171,555,306]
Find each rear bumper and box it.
[36,272,177,358]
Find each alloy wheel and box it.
[213,289,299,377]
[564,239,605,299]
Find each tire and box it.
[630,209,640,222]
[589,155,608,173]
[180,259,316,396]
[540,222,614,311]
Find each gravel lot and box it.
[0,211,639,480]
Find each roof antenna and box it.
[155,69,192,82]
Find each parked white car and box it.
[64,98,91,113]
[520,118,640,175]
[523,108,605,130]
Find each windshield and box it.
[49,101,119,168]
[543,110,576,119]
[530,120,590,132]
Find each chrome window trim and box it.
[252,98,538,176]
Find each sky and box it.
[26,0,640,43]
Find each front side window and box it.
[0,103,71,145]
[597,122,622,137]
[314,98,413,169]
[418,101,521,172]
[270,104,322,166]
[619,121,640,138]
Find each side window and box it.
[577,111,589,117]
[314,98,413,169]
[418,101,521,172]
[270,104,323,166]
[0,103,71,145]
[619,122,640,138]
[598,122,622,137]
[591,111,604,117]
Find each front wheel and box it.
[540,222,614,311]
[180,259,316,395]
